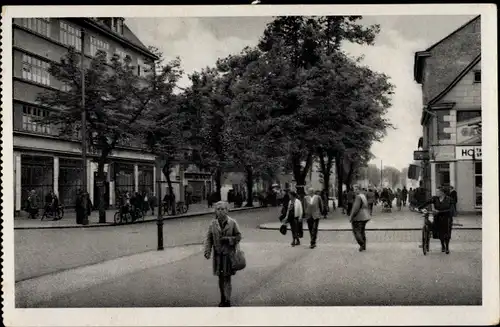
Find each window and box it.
[22,54,50,86]
[116,19,124,35]
[60,21,82,50]
[22,105,53,134]
[457,110,481,122]
[61,82,72,92]
[137,57,144,76]
[90,36,110,59]
[114,48,128,62]
[20,18,51,37]
[435,163,450,188]
[475,162,482,207]
[473,71,481,83]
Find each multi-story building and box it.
[413,15,481,213]
[12,17,184,215]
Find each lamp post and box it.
[81,28,89,225]
[156,158,165,251]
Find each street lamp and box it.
[81,28,89,225]
[156,157,166,251]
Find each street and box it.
[15,206,482,307]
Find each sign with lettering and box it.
[413,150,430,161]
[456,116,481,145]
[455,146,482,160]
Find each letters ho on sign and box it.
[455,146,482,160]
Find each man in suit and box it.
[304,187,324,249]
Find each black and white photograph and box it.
[1,4,498,326]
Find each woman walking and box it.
[349,186,371,252]
[204,201,242,307]
[418,186,454,254]
[283,191,303,247]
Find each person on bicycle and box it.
[417,186,454,254]
[45,191,54,214]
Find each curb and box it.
[258,225,482,232]
[14,206,269,230]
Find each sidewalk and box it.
[14,201,263,230]
[259,206,482,231]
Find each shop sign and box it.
[413,150,429,161]
[455,146,482,160]
[456,116,481,145]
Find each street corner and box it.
[15,244,203,308]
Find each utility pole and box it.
[380,160,383,189]
[81,28,89,225]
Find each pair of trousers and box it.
[218,276,232,302]
[347,203,353,215]
[352,220,368,248]
[368,203,374,215]
[289,218,299,240]
[307,218,320,245]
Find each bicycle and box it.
[114,206,133,225]
[41,204,64,221]
[421,209,434,255]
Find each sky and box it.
[126,15,476,171]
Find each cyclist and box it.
[417,186,453,254]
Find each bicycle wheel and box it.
[422,226,428,255]
[114,211,121,224]
[41,211,47,221]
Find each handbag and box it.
[231,244,246,271]
[279,223,287,235]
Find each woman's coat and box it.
[204,216,242,276]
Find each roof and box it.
[413,15,480,83]
[429,53,481,105]
[75,18,158,60]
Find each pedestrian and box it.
[304,188,324,249]
[203,201,242,307]
[396,188,402,211]
[449,186,458,217]
[283,191,303,247]
[26,189,39,219]
[408,188,414,210]
[342,190,348,214]
[366,188,375,216]
[402,187,408,207]
[75,189,84,224]
[279,189,291,221]
[320,189,330,216]
[349,185,371,252]
[347,187,355,215]
[417,186,454,254]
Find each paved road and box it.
[22,240,481,307]
[15,206,482,282]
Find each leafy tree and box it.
[366,164,382,187]
[382,166,401,188]
[139,48,184,214]
[37,47,153,223]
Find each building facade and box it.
[413,16,481,213]
[12,17,186,214]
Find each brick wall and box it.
[441,62,481,109]
[422,17,481,105]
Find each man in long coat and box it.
[304,187,324,249]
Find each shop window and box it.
[435,163,450,189]
[20,18,51,37]
[21,155,54,209]
[457,110,481,122]
[475,162,482,207]
[22,54,51,86]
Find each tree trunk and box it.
[162,162,176,215]
[346,161,355,190]
[215,168,222,201]
[291,151,313,197]
[335,153,344,208]
[245,166,254,207]
[97,159,107,223]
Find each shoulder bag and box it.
[231,243,246,271]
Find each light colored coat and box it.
[204,216,242,276]
[350,193,371,222]
[285,198,303,222]
[304,194,323,219]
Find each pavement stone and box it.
[18,241,482,308]
[14,202,263,229]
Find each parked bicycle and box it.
[41,204,64,221]
[114,205,144,224]
[162,201,188,216]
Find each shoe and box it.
[441,247,445,252]
[359,246,366,252]
[226,301,231,307]
[310,244,316,249]
[291,240,296,247]
[296,240,300,246]
[446,249,450,254]
[218,302,225,307]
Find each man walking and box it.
[366,188,375,216]
[402,187,408,207]
[349,185,371,252]
[304,187,324,249]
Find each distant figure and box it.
[449,186,458,217]
[283,191,303,247]
[347,188,355,215]
[366,188,375,216]
[304,188,324,249]
[402,187,408,206]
